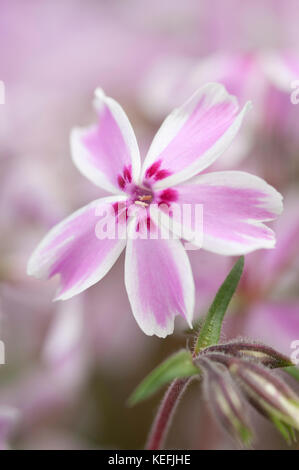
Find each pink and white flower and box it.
[27,84,282,337]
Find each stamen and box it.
[134,194,153,207]
[135,200,148,207]
[139,195,152,202]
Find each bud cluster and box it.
[194,339,299,446]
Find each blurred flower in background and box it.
[0,0,298,450]
[0,406,19,450]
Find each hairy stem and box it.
[145,377,190,450]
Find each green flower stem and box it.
[145,258,244,450]
[146,378,190,450]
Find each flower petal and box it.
[244,194,299,289]
[158,171,283,255]
[27,196,128,300]
[141,83,251,189]
[71,88,141,194]
[124,221,194,337]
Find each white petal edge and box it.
[141,82,252,189]
[195,171,283,255]
[124,220,194,338]
[71,88,141,194]
[27,195,128,301]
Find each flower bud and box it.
[227,357,299,431]
[196,357,253,446]
[203,341,293,369]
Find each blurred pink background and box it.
[0,0,299,450]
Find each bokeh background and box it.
[0,0,299,450]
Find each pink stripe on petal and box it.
[141,83,250,189]
[171,171,283,255]
[71,89,140,194]
[27,197,127,300]
[125,222,194,337]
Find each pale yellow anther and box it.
[139,195,152,202]
[135,200,148,207]
[134,194,153,207]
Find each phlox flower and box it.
[27,84,282,337]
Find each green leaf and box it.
[271,415,297,445]
[284,366,299,382]
[194,256,244,354]
[128,349,199,406]
[237,423,253,448]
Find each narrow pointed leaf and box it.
[128,349,199,406]
[194,257,244,354]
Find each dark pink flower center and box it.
[117,165,178,210]
[117,164,132,190]
[145,159,171,182]
[132,185,154,207]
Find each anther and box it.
[139,195,152,202]
[135,200,148,207]
[134,194,153,207]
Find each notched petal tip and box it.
[142,81,251,189]
[125,235,194,338]
[133,314,175,338]
[70,89,141,193]
[26,256,35,277]
[93,87,108,111]
[26,246,51,280]
[196,81,239,105]
[52,291,74,302]
[94,87,105,100]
